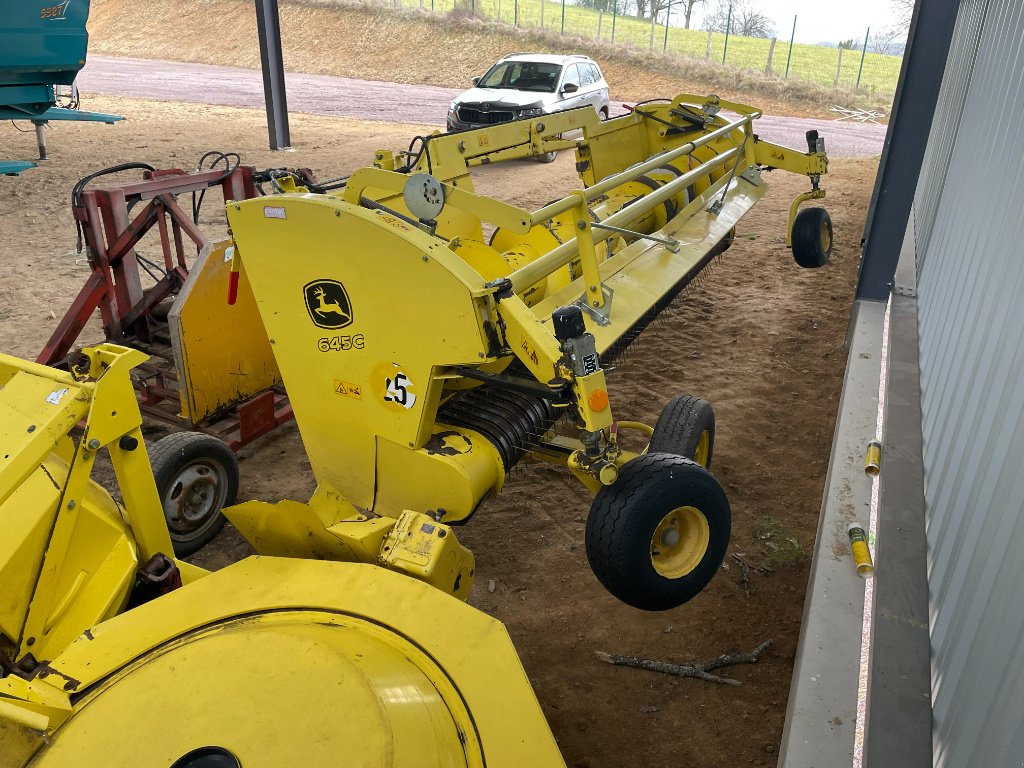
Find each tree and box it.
[891,0,913,27]
[870,26,907,55]
[838,38,857,50]
[703,0,774,38]
[681,0,705,29]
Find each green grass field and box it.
[395,0,901,95]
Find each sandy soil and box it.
[0,95,876,767]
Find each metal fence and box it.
[383,0,903,94]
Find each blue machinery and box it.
[0,0,121,175]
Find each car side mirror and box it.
[472,76,481,86]
[561,82,579,94]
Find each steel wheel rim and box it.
[820,220,831,252]
[650,506,710,579]
[163,459,229,537]
[694,429,710,467]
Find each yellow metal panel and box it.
[25,558,564,767]
[34,614,476,768]
[224,497,358,560]
[380,510,475,599]
[25,476,137,661]
[0,465,59,644]
[577,112,652,185]
[325,513,395,562]
[169,240,280,423]
[0,367,89,505]
[373,429,503,523]
[227,196,492,511]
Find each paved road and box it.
[79,55,886,158]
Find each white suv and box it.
[447,53,610,161]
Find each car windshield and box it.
[478,61,562,93]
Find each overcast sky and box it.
[689,0,903,45]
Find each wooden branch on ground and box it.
[595,640,772,686]
[731,552,772,574]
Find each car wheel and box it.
[599,107,609,121]
[150,432,239,557]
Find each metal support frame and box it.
[38,166,259,365]
[254,0,292,150]
[855,0,960,301]
[35,166,292,450]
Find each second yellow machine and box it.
[210,94,832,611]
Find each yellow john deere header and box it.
[215,93,832,611]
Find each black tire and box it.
[648,395,715,467]
[791,206,832,268]
[535,150,558,163]
[599,107,609,121]
[150,432,239,557]
[585,453,731,611]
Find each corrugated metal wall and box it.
[914,0,1024,764]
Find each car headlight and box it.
[449,101,458,112]
[520,108,544,118]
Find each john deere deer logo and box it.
[303,280,353,329]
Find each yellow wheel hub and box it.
[820,220,832,252]
[650,506,710,579]
[694,429,710,467]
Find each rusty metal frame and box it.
[36,165,293,450]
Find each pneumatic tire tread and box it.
[648,395,715,467]
[150,432,239,557]
[585,453,730,611]
[791,206,833,268]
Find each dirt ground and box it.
[0,96,876,767]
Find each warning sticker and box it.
[45,388,69,405]
[334,380,363,400]
[263,206,287,219]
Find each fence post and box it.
[597,10,603,39]
[497,0,501,20]
[419,0,423,9]
[515,0,518,26]
[784,15,796,78]
[834,46,844,88]
[765,37,776,73]
[611,0,617,42]
[705,28,712,58]
[663,0,672,52]
[649,6,657,50]
[857,27,870,88]
[541,0,545,28]
[722,3,731,64]
[560,0,565,34]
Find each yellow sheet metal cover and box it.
[27,557,564,767]
[32,612,472,766]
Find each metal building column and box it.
[855,0,959,301]
[255,0,291,150]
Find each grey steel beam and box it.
[254,0,291,150]
[863,239,932,767]
[855,0,959,301]
[777,298,884,768]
